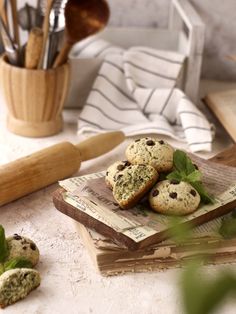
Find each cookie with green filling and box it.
[113,164,158,209]
[0,268,41,308]
[125,137,174,172]
[149,180,200,215]
[6,235,40,267]
[105,160,131,189]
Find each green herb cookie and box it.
[6,235,40,267]
[0,268,41,308]
[125,137,174,172]
[149,180,200,216]
[113,164,158,209]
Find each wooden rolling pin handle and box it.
[25,27,43,69]
[0,131,125,206]
[76,131,125,161]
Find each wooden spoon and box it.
[53,0,110,68]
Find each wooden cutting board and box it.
[204,89,236,142]
[53,145,236,250]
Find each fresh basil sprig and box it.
[0,225,9,263]
[167,150,214,204]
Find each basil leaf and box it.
[166,171,183,182]
[190,181,214,204]
[173,150,188,173]
[186,156,197,175]
[185,170,202,183]
[0,225,9,263]
[4,257,33,272]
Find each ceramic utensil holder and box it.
[0,55,70,137]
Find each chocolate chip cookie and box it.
[6,235,40,267]
[105,160,131,189]
[149,180,200,215]
[113,164,158,209]
[125,137,174,172]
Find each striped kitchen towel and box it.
[74,39,213,152]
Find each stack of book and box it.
[74,218,236,276]
[53,145,236,276]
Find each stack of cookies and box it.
[105,137,200,215]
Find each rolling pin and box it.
[0,131,125,206]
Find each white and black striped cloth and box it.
[74,39,213,152]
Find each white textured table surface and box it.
[0,81,235,314]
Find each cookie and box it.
[125,137,174,172]
[113,164,158,209]
[149,180,200,216]
[105,160,131,189]
[6,235,40,267]
[0,268,41,308]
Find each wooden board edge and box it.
[53,188,142,251]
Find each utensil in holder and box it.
[0,55,70,137]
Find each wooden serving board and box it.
[53,145,236,250]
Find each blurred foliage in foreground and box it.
[168,214,236,314]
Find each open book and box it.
[53,150,236,250]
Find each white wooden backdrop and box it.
[20,0,236,80]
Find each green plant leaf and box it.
[168,150,214,204]
[166,171,183,182]
[219,217,236,239]
[0,264,4,276]
[185,156,197,175]
[4,257,33,272]
[167,218,192,244]
[181,260,206,314]
[173,150,188,173]
[181,262,236,314]
[0,225,9,263]
[190,181,214,204]
[197,272,236,314]
[185,170,202,183]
